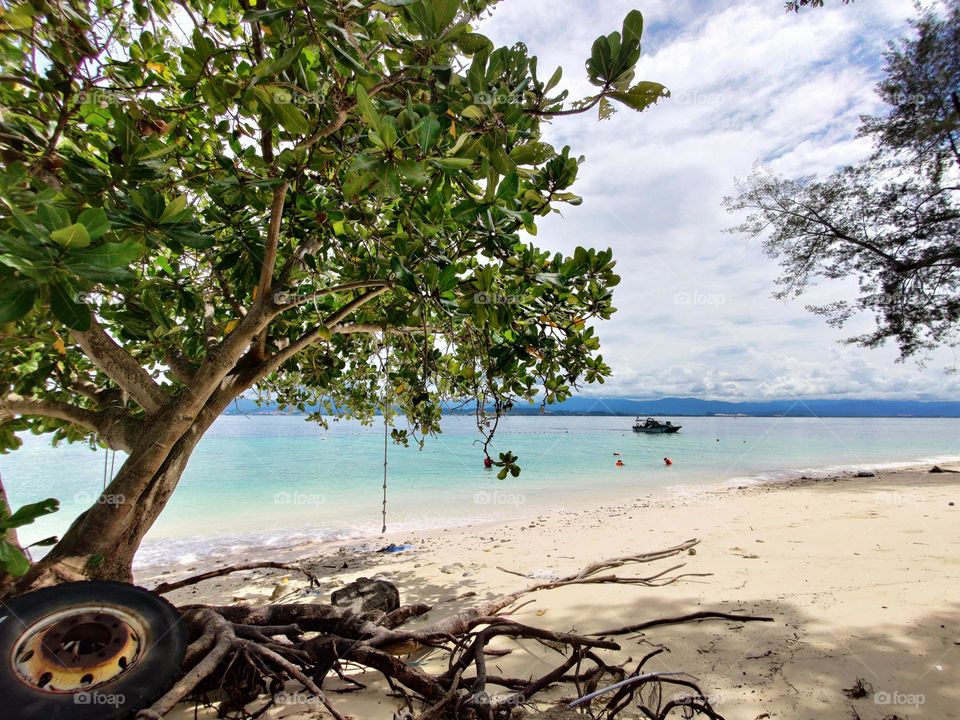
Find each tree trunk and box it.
[12,392,232,594]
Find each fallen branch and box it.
[591,610,775,637]
[151,561,321,595]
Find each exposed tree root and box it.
[137,540,769,719]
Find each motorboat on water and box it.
[632,417,682,434]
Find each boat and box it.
[632,417,682,434]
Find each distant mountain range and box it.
[224,396,960,418]
[516,397,960,417]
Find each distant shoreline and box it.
[222,409,960,418]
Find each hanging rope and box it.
[381,336,391,534]
[102,440,109,491]
[101,442,117,491]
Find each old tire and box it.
[0,581,186,720]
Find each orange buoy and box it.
[663,457,673,466]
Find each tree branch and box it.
[0,394,139,452]
[163,349,196,385]
[324,285,391,327]
[255,181,291,359]
[273,280,392,313]
[257,181,290,305]
[240,287,401,386]
[71,317,168,416]
[333,323,426,335]
[295,76,405,150]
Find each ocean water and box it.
[2,414,958,567]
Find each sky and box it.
[477,0,960,401]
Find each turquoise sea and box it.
[2,414,959,567]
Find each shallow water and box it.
[2,414,958,567]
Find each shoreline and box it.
[141,462,960,719]
[133,454,960,572]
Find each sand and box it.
[138,466,960,720]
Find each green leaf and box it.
[0,282,37,323]
[488,145,515,174]
[71,239,144,268]
[455,32,493,55]
[50,223,91,248]
[159,195,188,221]
[510,142,555,165]
[0,541,30,577]
[609,81,670,112]
[78,207,110,240]
[622,10,644,49]
[495,172,519,202]
[398,160,430,185]
[25,536,59,548]
[417,117,442,152]
[2,498,59,530]
[4,3,36,31]
[37,204,70,232]
[64,240,143,281]
[274,102,311,135]
[433,157,474,170]
[355,84,381,131]
[50,282,91,330]
[545,66,563,93]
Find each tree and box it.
[784,0,854,11]
[0,0,668,591]
[727,0,959,360]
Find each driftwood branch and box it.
[151,561,321,595]
[591,610,775,637]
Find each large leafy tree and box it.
[0,0,667,589]
[727,0,959,360]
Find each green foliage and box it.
[582,10,669,119]
[0,1,664,480]
[0,498,59,577]
[784,0,854,11]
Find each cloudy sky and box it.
[478,0,960,401]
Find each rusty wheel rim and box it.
[9,604,146,693]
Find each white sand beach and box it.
[137,465,960,720]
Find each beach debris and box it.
[270,579,289,600]
[0,581,186,720]
[930,465,960,473]
[128,539,769,720]
[855,471,875,478]
[841,678,873,699]
[379,543,415,553]
[331,577,400,614]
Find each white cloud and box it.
[477,0,960,400]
